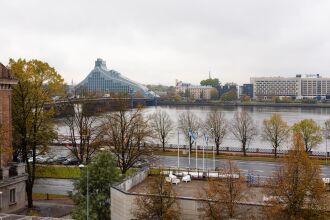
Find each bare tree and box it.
[149,110,174,152]
[103,99,151,174]
[262,113,290,158]
[230,110,256,156]
[178,111,200,153]
[204,110,227,155]
[263,134,329,219]
[132,171,181,220]
[324,118,330,150]
[200,160,246,219]
[59,100,104,164]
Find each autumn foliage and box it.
[263,134,329,219]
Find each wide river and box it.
[55,105,330,152]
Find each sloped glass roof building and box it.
[76,58,156,98]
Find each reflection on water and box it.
[55,105,330,152]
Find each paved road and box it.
[33,178,75,195]
[156,155,330,178]
[33,156,330,195]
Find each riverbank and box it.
[157,100,330,108]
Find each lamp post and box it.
[79,164,89,220]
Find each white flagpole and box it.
[189,138,191,168]
[195,141,198,171]
[203,135,205,171]
[213,143,215,171]
[206,140,208,171]
[177,131,180,170]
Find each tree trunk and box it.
[216,142,220,155]
[274,146,278,158]
[189,136,192,153]
[242,142,247,156]
[162,139,165,152]
[26,182,33,208]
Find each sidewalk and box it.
[15,198,74,218]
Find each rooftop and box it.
[129,175,266,204]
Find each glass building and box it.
[76,58,156,98]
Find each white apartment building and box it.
[175,80,212,100]
[251,74,330,99]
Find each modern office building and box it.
[250,74,330,99]
[0,63,27,213]
[220,83,237,96]
[175,80,213,100]
[239,84,253,98]
[76,58,156,98]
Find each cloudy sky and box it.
[1,0,330,86]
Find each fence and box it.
[151,143,330,157]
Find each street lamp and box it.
[79,164,89,220]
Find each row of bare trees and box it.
[150,109,257,156]
[59,98,152,174]
[60,104,328,172]
[132,134,329,220]
[149,108,328,158]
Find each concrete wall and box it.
[111,167,203,220]
[111,188,204,219]
[111,168,264,220]
[0,175,27,213]
[111,189,264,220]
[115,168,149,192]
[111,168,149,220]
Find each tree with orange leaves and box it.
[263,133,329,220]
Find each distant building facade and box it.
[220,83,237,96]
[0,63,27,213]
[239,84,253,98]
[251,74,330,99]
[175,80,212,100]
[76,58,156,98]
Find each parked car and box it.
[56,156,68,164]
[63,157,80,165]
[47,155,60,164]
[36,155,50,164]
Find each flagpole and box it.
[210,128,215,171]
[177,131,180,170]
[213,143,215,171]
[203,135,205,171]
[195,141,198,171]
[189,137,191,168]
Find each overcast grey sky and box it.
[1,0,330,85]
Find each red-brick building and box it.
[0,63,27,212]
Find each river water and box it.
[55,105,330,152]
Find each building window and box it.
[10,189,16,204]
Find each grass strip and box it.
[35,165,81,179]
